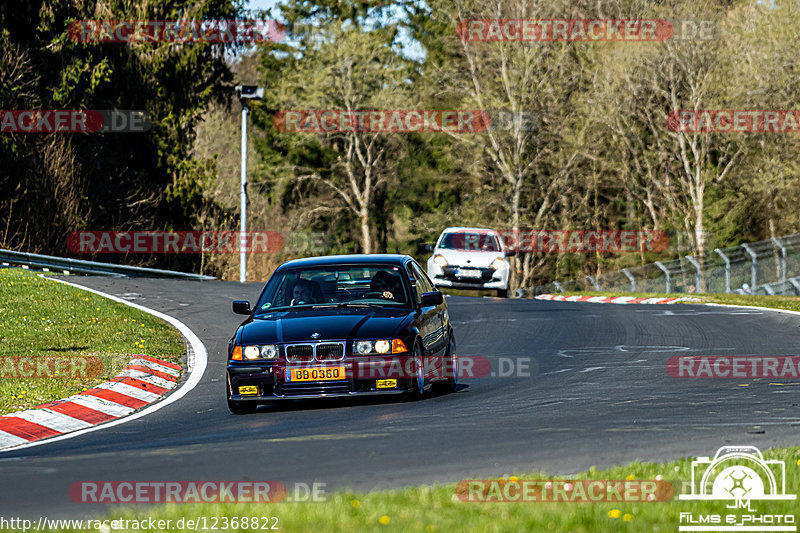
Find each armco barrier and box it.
[0,248,214,280]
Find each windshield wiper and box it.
[336,302,383,309]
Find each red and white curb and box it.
[0,355,181,450]
[0,275,208,453]
[535,294,695,304]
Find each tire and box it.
[227,381,258,414]
[404,342,425,401]
[496,289,508,298]
[433,334,458,394]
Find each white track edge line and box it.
[0,275,208,452]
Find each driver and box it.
[290,279,318,305]
[370,271,403,301]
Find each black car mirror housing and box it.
[232,300,252,315]
[421,291,443,307]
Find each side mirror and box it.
[421,291,444,307]
[423,244,434,253]
[505,250,517,257]
[232,300,251,315]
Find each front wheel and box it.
[404,342,425,401]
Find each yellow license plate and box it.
[285,366,347,382]
[376,379,397,389]
[238,385,259,395]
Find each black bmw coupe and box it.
[226,254,457,413]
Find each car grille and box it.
[316,343,344,361]
[285,344,314,362]
[278,382,351,397]
[285,342,345,362]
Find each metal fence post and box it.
[741,243,757,290]
[789,277,800,296]
[622,268,635,292]
[686,256,702,293]
[714,248,730,293]
[772,237,787,284]
[586,276,600,291]
[655,261,670,293]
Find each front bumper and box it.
[428,262,509,290]
[227,360,412,401]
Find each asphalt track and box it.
[2,276,800,519]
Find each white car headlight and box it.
[433,254,448,268]
[355,340,374,354]
[259,345,279,359]
[374,340,391,354]
[491,257,506,270]
[244,345,278,360]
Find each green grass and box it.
[42,448,800,532]
[0,267,183,415]
[555,290,800,312]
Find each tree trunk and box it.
[360,209,371,254]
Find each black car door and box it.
[408,262,446,375]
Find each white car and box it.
[426,227,514,297]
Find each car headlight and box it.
[491,257,506,270]
[355,340,374,355]
[354,340,392,355]
[243,344,279,360]
[433,254,448,268]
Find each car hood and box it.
[435,249,504,268]
[239,307,412,344]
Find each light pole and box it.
[235,85,263,283]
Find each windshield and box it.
[254,264,411,314]
[439,231,500,251]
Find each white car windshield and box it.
[439,232,500,252]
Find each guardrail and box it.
[0,249,215,280]
[519,233,800,297]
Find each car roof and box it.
[277,254,413,270]
[440,226,499,234]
